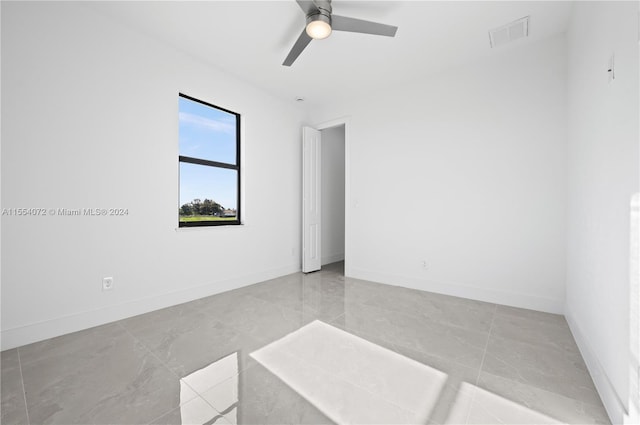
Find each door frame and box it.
[314,116,351,276]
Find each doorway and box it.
[301,119,349,274]
[319,124,345,267]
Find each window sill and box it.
[174,223,246,232]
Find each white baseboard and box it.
[322,252,345,266]
[565,308,624,425]
[348,267,564,314]
[1,263,300,351]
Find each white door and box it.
[302,126,322,273]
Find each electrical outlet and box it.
[422,260,429,270]
[102,277,114,291]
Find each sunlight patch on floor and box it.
[448,382,566,424]
[250,320,447,424]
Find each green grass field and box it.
[179,216,236,222]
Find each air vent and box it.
[489,16,529,48]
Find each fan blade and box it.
[296,0,318,16]
[283,29,313,66]
[331,14,398,37]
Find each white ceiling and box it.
[88,1,573,107]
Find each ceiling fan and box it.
[283,0,398,66]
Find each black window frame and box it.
[178,93,241,227]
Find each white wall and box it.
[312,34,568,313]
[565,2,640,424]
[321,125,345,265]
[1,2,306,350]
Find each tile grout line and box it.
[145,404,181,425]
[257,332,422,420]
[115,322,175,376]
[116,321,205,387]
[281,309,459,420]
[16,347,31,425]
[476,303,499,384]
[330,302,488,375]
[328,312,345,326]
[327,311,402,354]
[347,290,500,341]
[115,322,243,424]
[114,323,205,424]
[241,274,348,326]
[464,303,498,425]
[334,303,487,378]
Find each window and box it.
[178,93,241,227]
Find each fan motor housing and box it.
[306,12,331,27]
[312,0,332,16]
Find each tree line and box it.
[179,198,225,216]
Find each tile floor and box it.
[0,262,610,424]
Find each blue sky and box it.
[179,96,238,209]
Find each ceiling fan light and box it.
[306,15,332,39]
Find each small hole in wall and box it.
[608,55,615,84]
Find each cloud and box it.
[179,112,235,134]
